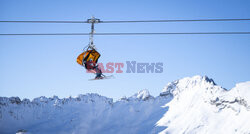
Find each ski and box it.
[88,75,114,81]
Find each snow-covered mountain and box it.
[0,75,250,134]
[157,76,250,134]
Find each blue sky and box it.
[0,0,250,100]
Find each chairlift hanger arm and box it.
[87,17,101,49]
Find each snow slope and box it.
[0,75,250,134]
[157,76,250,134]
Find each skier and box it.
[85,58,103,79]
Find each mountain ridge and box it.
[1,75,250,134]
